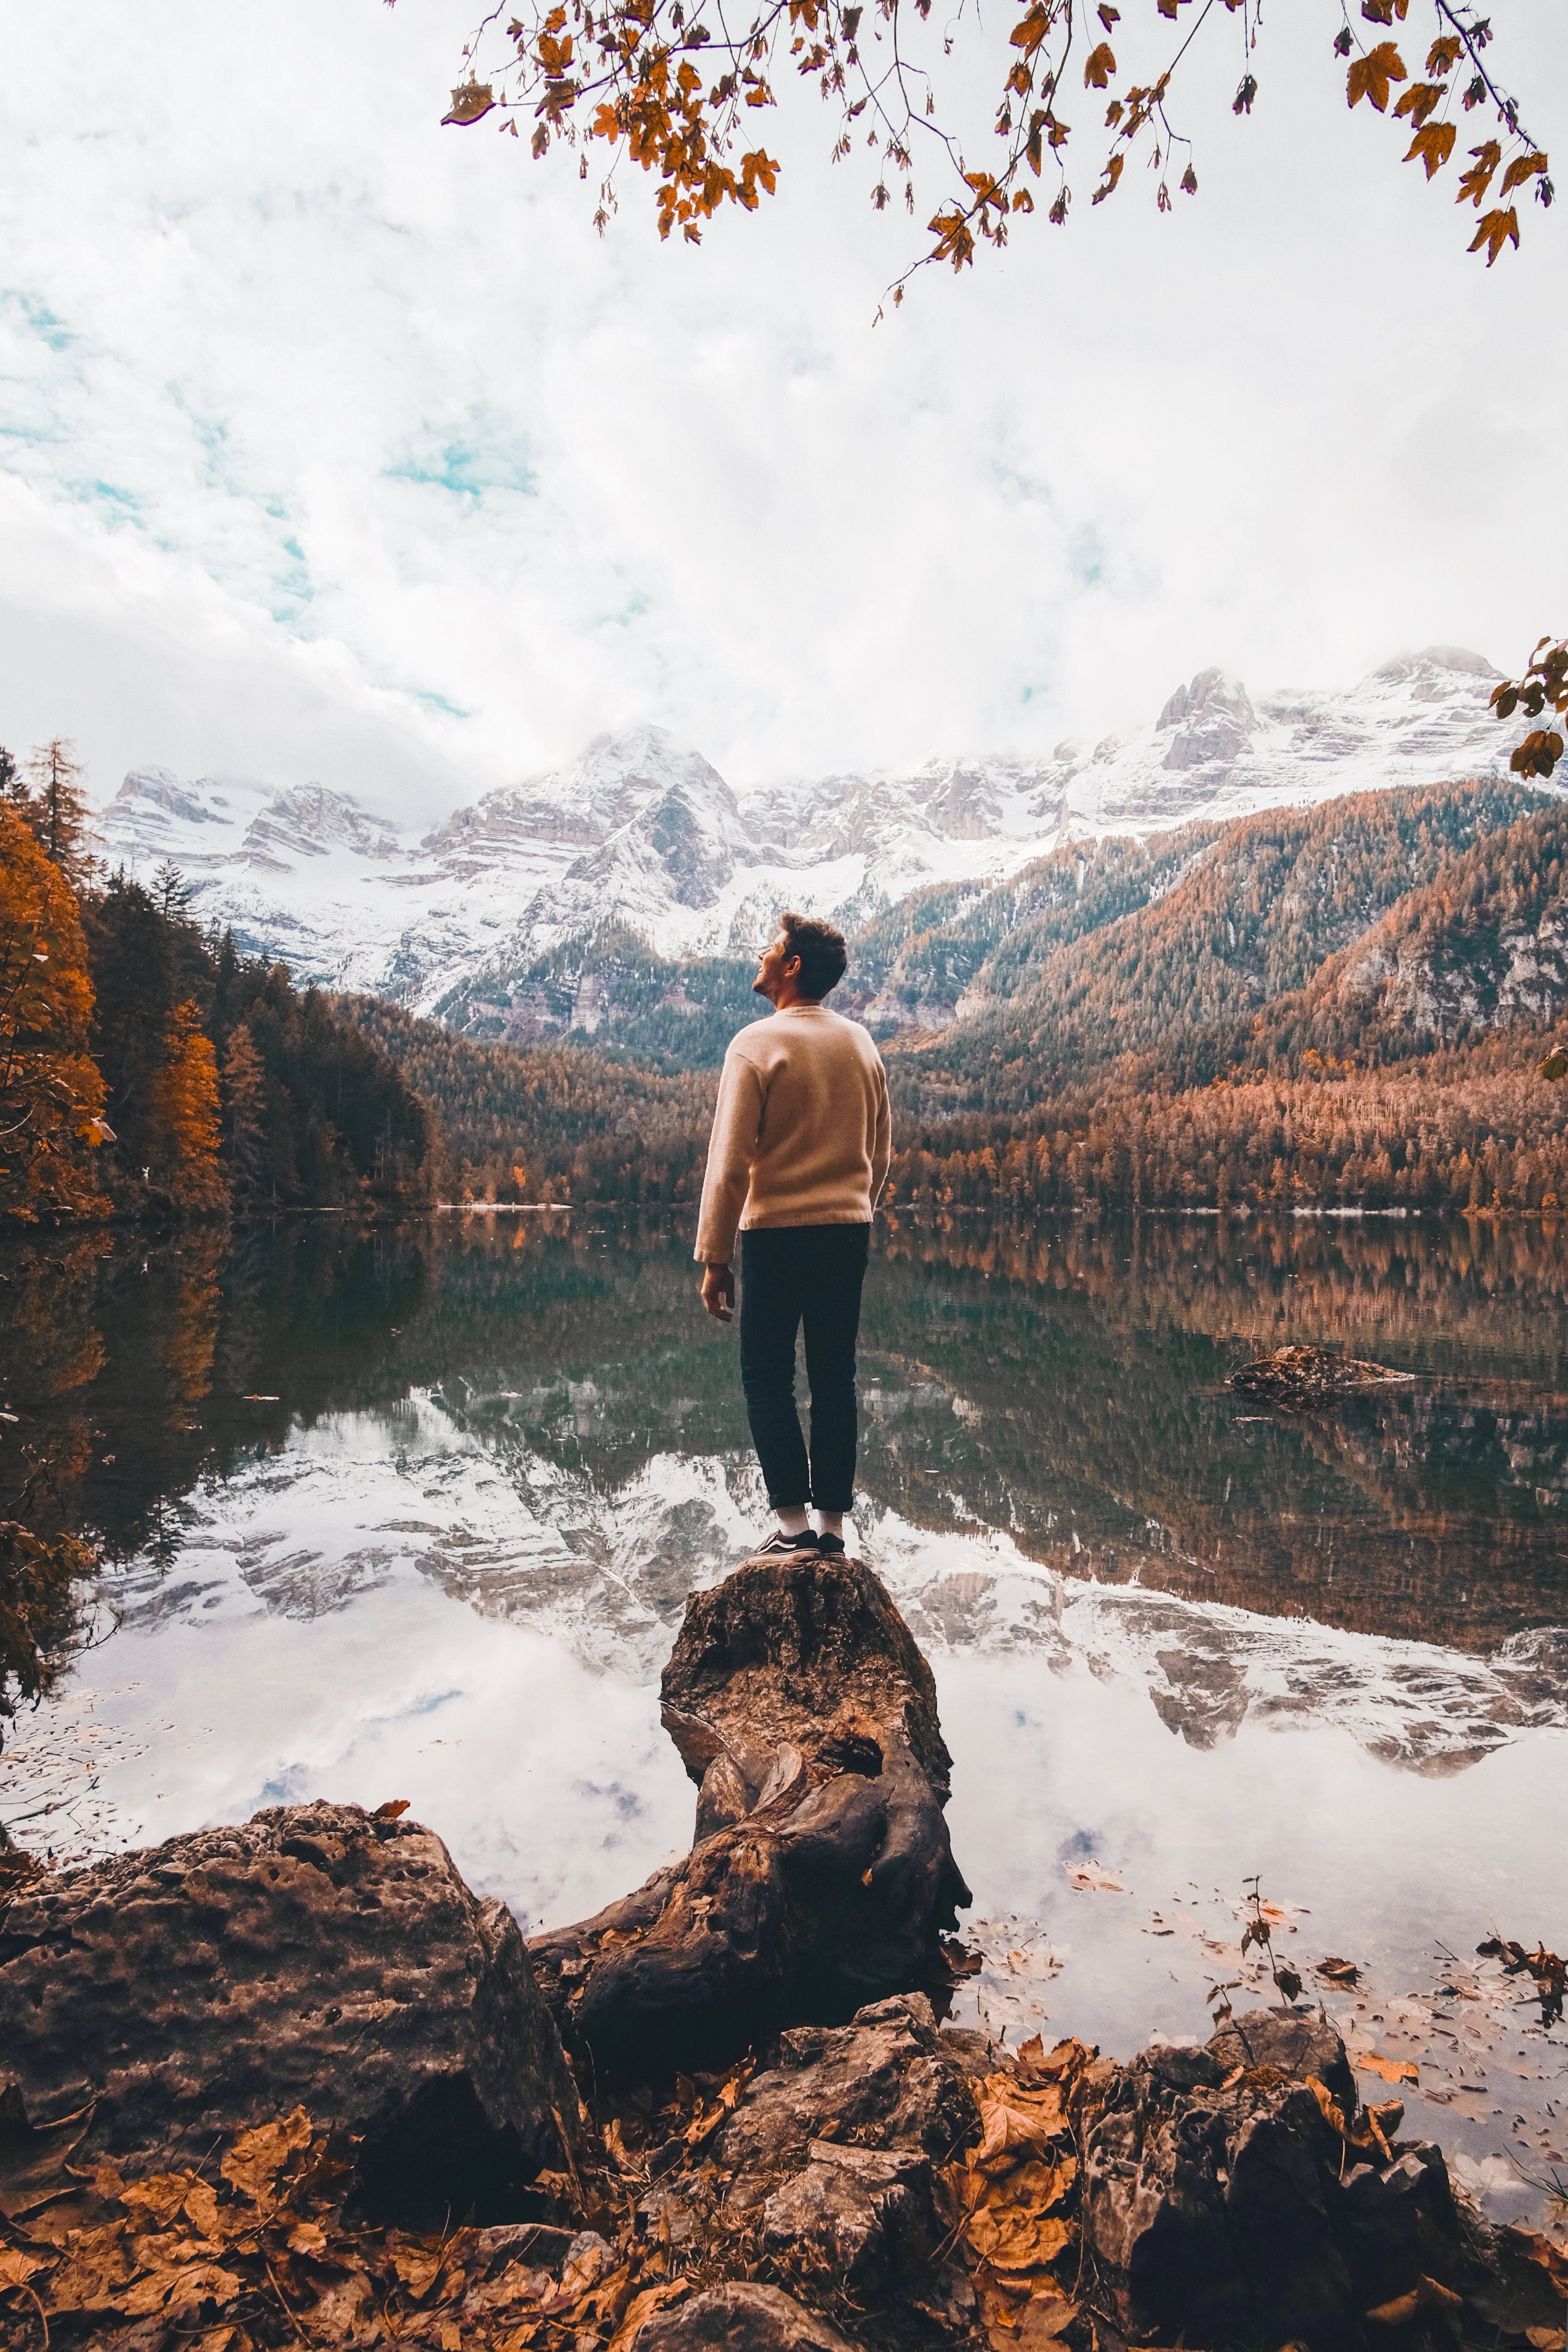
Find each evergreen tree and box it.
[153,861,194,920]
[221,1023,268,1192]
[24,740,94,888]
[0,746,26,812]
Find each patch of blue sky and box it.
[1068,525,1104,587]
[385,423,538,503]
[54,475,143,525]
[4,291,75,351]
[407,688,471,720]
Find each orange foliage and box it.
[152,999,227,1211]
[0,807,109,1223]
[433,0,1547,291]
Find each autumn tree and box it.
[431,0,1549,295]
[221,1021,269,1192]
[152,999,227,1211]
[0,808,111,1224]
[23,740,94,889]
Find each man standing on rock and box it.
[696,912,891,1558]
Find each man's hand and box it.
[700,1261,735,1322]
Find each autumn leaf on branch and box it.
[1468,203,1519,264]
[1404,121,1455,180]
[423,0,1552,296]
[1456,138,1502,204]
[1346,41,1406,113]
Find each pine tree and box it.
[24,740,94,887]
[0,746,26,812]
[221,1022,268,1191]
[153,861,193,920]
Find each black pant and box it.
[739,1223,870,1512]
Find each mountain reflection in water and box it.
[1,1209,1564,2223]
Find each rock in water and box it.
[0,1800,580,2221]
[528,1552,972,2071]
[1230,1344,1412,1406]
[1084,2008,1470,2350]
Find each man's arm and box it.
[694,1047,764,1286]
[869,1057,892,1208]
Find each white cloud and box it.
[1,0,1564,823]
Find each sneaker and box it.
[752,1529,822,1556]
[813,1530,847,1557]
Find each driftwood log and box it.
[528,1552,972,2074]
[1230,1344,1413,1407]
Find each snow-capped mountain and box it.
[96,647,1514,1019]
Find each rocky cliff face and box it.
[94,649,1516,1038]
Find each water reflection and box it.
[2,1210,1564,2222]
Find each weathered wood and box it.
[528,1553,972,2073]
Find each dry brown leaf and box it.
[1355,2050,1419,2085]
[1064,1861,1123,1893]
[607,2277,692,2349]
[0,2091,95,2223]
[120,2171,195,2229]
[0,2247,48,2290]
[45,2222,137,2311]
[221,2108,313,2207]
[182,2177,222,2241]
[392,2242,445,2299]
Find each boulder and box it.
[0,1800,580,2223]
[1084,2009,1470,2352]
[628,1998,980,2334]
[638,2281,857,2351]
[712,1995,980,2207]
[528,1554,972,2071]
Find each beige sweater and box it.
[694,1004,892,1264]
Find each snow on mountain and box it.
[96,648,1512,1017]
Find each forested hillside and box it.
[882,797,1568,1216]
[435,922,767,1071]
[337,996,714,1204]
[889,780,1547,1118]
[1,748,434,1224]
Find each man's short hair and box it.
[780,910,848,1000]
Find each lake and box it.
[2,1209,1565,2227]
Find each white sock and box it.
[814,1511,845,1540]
[777,1506,810,1536]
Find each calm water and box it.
[2,1211,1565,2223]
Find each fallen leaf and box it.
[220,2109,313,2208]
[0,2088,95,2221]
[607,2278,692,2349]
[1065,1862,1124,1893]
[1356,2050,1419,2085]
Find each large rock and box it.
[639,2282,856,2351]
[529,1554,972,2071]
[0,1800,579,2222]
[1084,2009,1469,2352]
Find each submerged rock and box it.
[1231,1343,1413,1406]
[1084,2007,1473,2351]
[528,1553,973,2071]
[0,1799,579,2222]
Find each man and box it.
[695,911,891,1558]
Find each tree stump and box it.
[528,1553,972,2074]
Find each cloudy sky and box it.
[1,2,1563,824]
